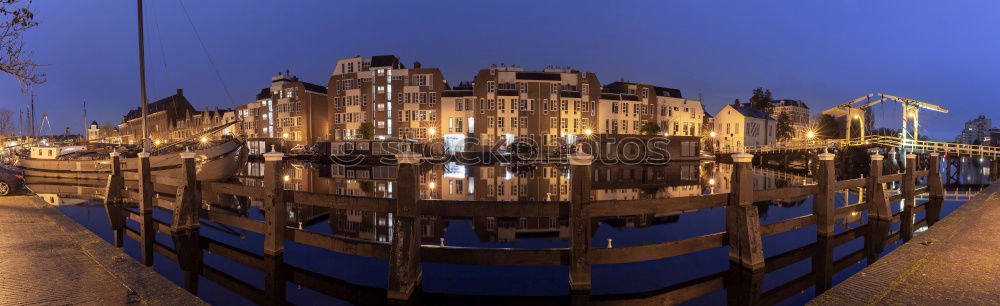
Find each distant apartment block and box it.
[237,72,329,146]
[955,114,991,144]
[771,99,810,139]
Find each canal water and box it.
[26,158,990,305]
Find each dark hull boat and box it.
[14,140,245,181]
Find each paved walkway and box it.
[0,195,204,305]
[812,182,1000,305]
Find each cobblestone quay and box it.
[0,195,204,305]
[812,182,1000,305]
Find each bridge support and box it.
[387,152,423,300]
[928,153,945,199]
[728,153,764,270]
[569,152,595,292]
[815,151,836,237]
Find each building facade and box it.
[771,99,810,139]
[713,104,776,151]
[955,115,992,144]
[237,72,329,146]
[327,55,445,141]
[119,89,196,144]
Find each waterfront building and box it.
[119,89,196,144]
[713,103,776,151]
[602,81,705,137]
[327,55,446,141]
[771,99,810,139]
[955,115,992,144]
[237,72,329,147]
[169,107,237,141]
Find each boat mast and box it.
[137,0,150,152]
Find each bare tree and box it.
[0,108,13,136]
[0,0,43,91]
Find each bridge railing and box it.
[101,149,948,302]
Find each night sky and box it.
[4,1,998,139]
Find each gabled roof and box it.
[370,55,402,68]
[515,72,561,81]
[731,104,775,120]
[652,86,683,99]
[124,91,189,121]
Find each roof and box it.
[731,105,775,120]
[600,93,622,100]
[256,88,272,100]
[515,72,561,81]
[621,94,640,101]
[124,92,186,121]
[370,55,401,68]
[653,86,683,98]
[604,81,684,99]
[302,82,328,94]
[442,90,473,97]
[773,99,809,109]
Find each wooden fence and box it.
[102,149,946,301]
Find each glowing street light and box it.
[806,131,816,139]
[428,128,436,136]
[429,182,436,190]
[283,175,290,182]
[853,114,861,120]
[282,132,289,139]
[154,139,161,146]
[709,131,717,138]
[200,137,208,143]
[584,129,592,136]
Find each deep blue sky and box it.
[4,1,998,139]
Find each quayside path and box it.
[812,182,1000,305]
[0,195,204,305]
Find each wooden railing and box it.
[101,149,948,301]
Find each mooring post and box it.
[387,152,423,300]
[263,149,286,256]
[103,151,125,247]
[173,151,201,231]
[138,152,155,266]
[901,153,917,241]
[928,153,945,199]
[569,151,594,293]
[868,153,891,220]
[727,152,764,271]
[815,150,836,237]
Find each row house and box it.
[169,107,236,141]
[119,89,196,144]
[327,55,446,140]
[237,72,329,146]
[602,81,705,137]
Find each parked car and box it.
[0,165,24,196]
[290,145,315,154]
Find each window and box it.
[642,88,649,99]
[498,99,505,111]
[543,99,549,113]
[488,81,496,93]
[377,86,385,93]
[498,117,505,129]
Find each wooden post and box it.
[728,152,764,270]
[928,153,944,199]
[172,151,201,231]
[387,152,423,300]
[569,152,594,292]
[263,150,286,256]
[138,152,155,266]
[103,152,125,247]
[815,151,836,237]
[867,154,892,221]
[901,154,917,241]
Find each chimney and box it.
[413,61,421,69]
[176,88,183,96]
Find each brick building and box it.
[237,72,329,146]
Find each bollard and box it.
[103,152,125,247]
[263,150,286,256]
[138,152,155,266]
[815,151,836,237]
[387,152,423,300]
[727,152,764,270]
[868,154,892,220]
[172,151,201,231]
[901,154,917,241]
[569,152,594,292]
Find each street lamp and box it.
[709,131,717,138]
[200,137,208,144]
[428,128,436,136]
[584,129,592,136]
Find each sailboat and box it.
[13,0,245,182]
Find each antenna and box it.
[83,100,88,140]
